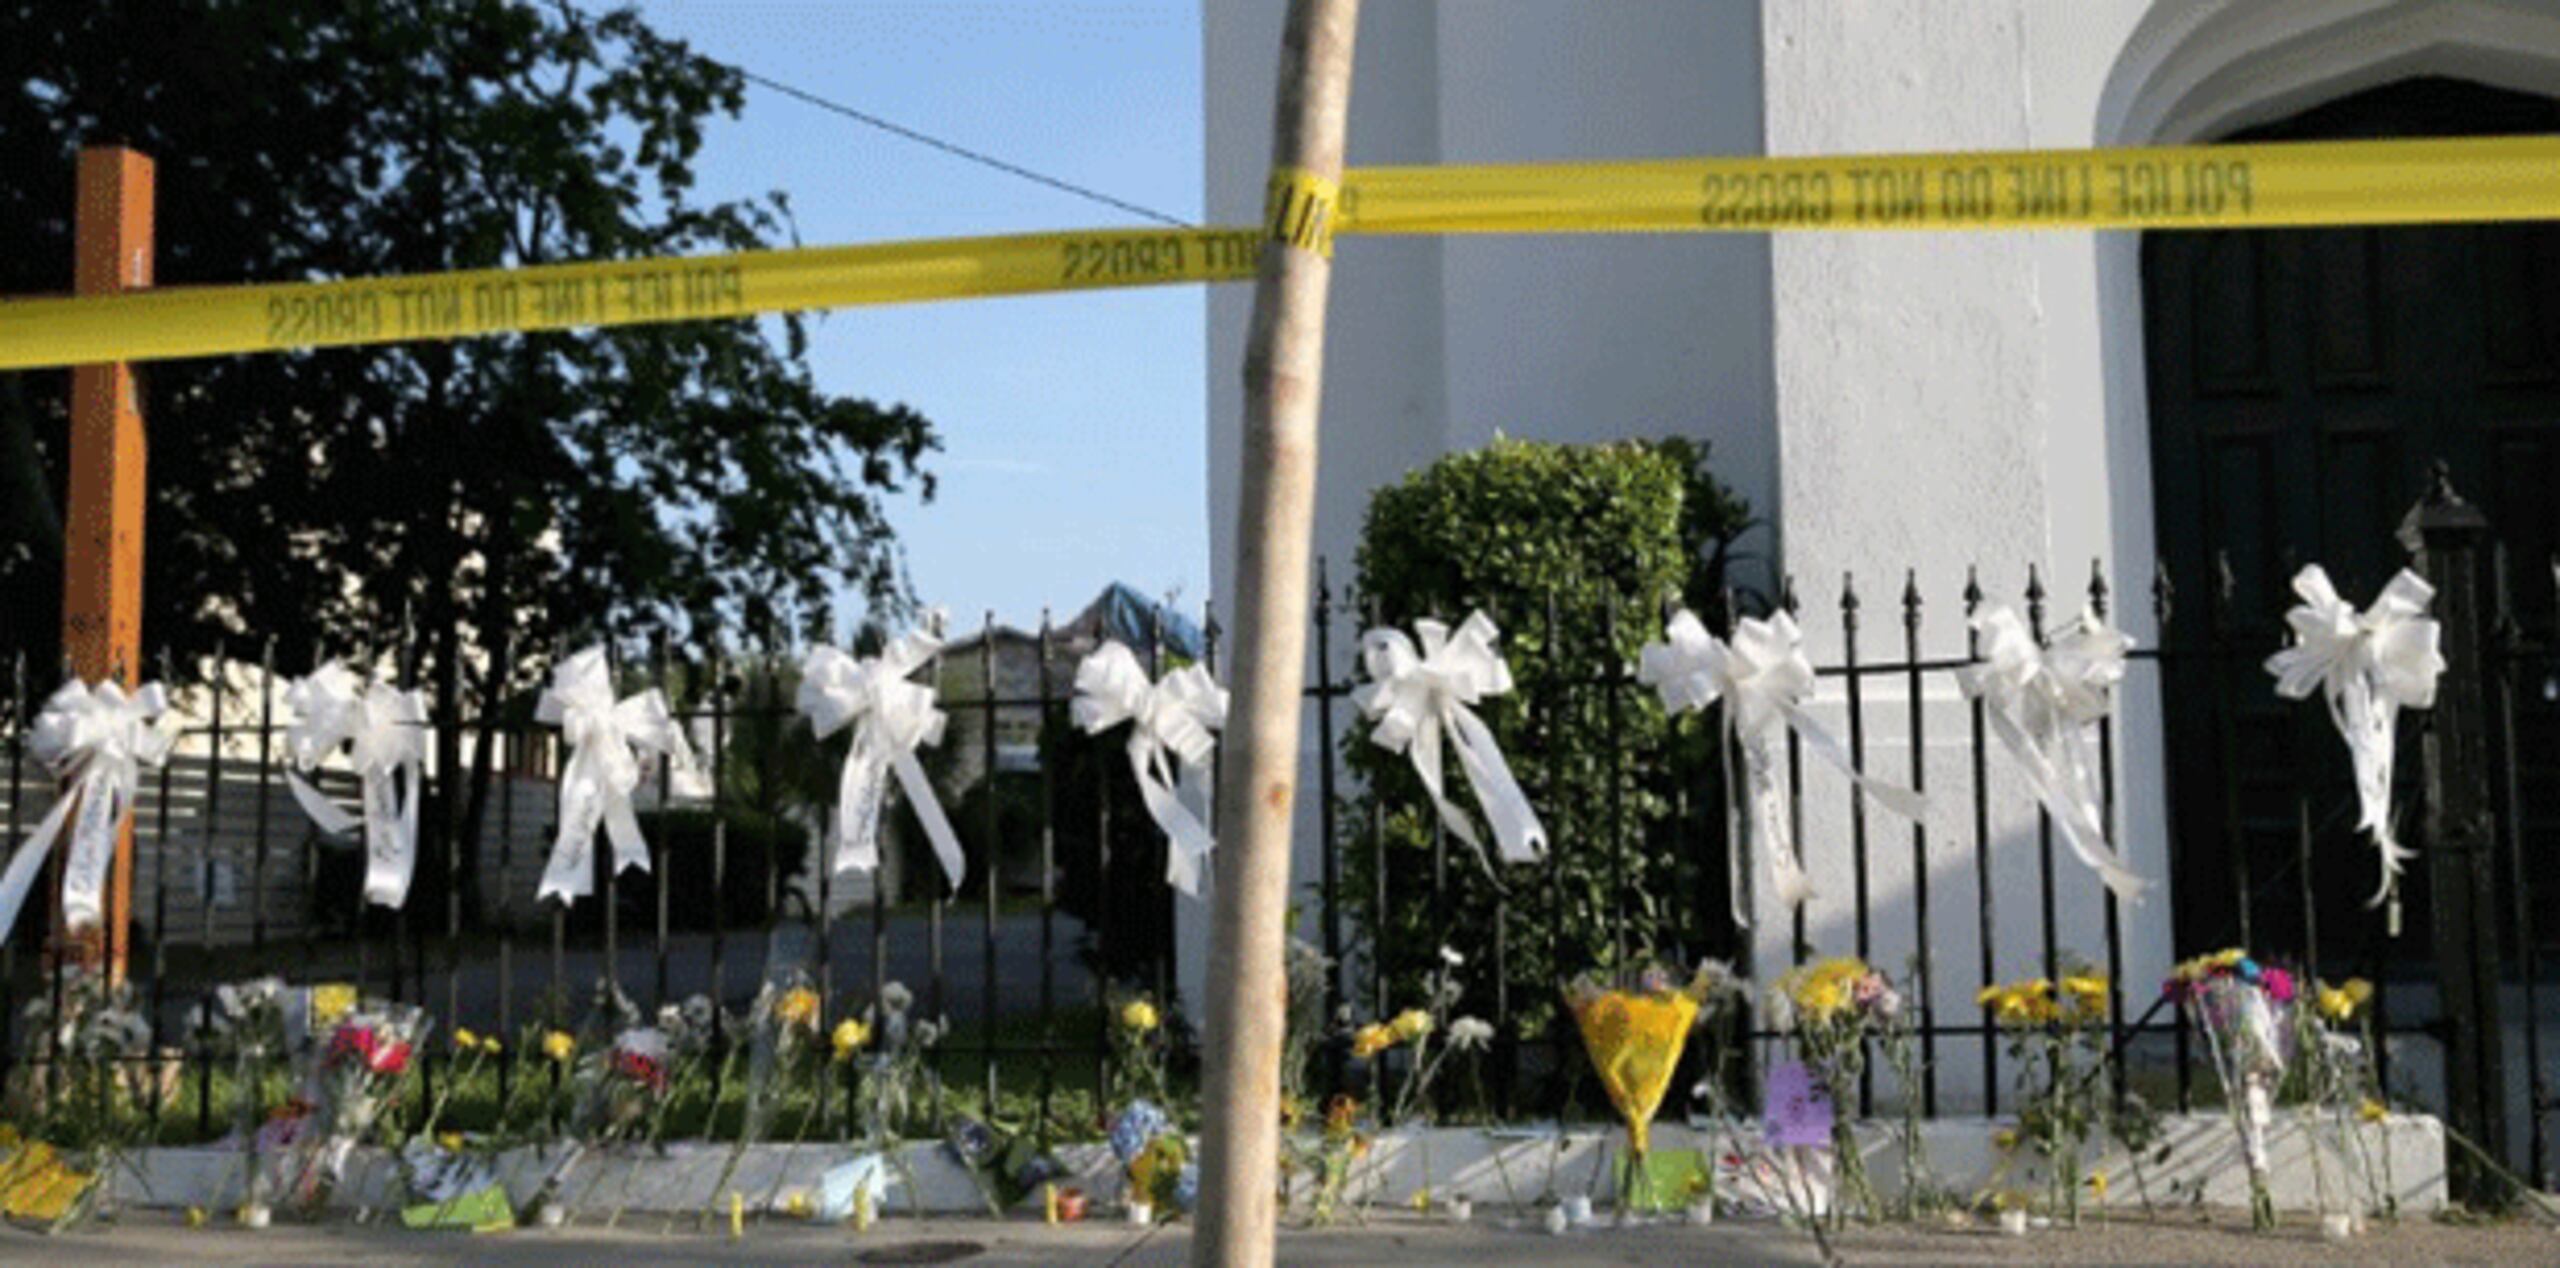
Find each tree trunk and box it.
[1191,3,1359,1264]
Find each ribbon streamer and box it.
[1071,641,1227,897]
[0,679,174,944]
[798,623,967,893]
[282,663,430,909]
[534,647,693,906]
[1955,607,2150,904]
[2264,565,2444,908]
[1639,610,1928,924]
[1354,612,1546,869]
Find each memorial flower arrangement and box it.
[847,980,942,1217]
[199,976,291,1223]
[1769,956,1899,1225]
[2293,976,2389,1229]
[4,968,155,1229]
[284,998,428,1216]
[526,1018,683,1224]
[1567,958,1746,1216]
[1978,966,2112,1225]
[699,972,825,1227]
[2164,949,2292,1231]
[1273,937,1356,1221]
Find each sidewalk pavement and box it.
[0,1209,2548,1265]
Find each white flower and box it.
[615,1027,670,1062]
[1439,946,1465,968]
[881,981,914,1013]
[1448,1017,1494,1052]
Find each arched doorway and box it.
[2145,77,2560,968]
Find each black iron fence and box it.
[0,478,2552,1196]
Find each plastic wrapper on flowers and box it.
[2165,949,2294,1231]
[284,999,428,1215]
[1564,962,1744,1175]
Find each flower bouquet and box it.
[526,1023,675,1223]
[283,999,427,1216]
[1565,961,1741,1219]
[1978,966,2112,1224]
[844,980,942,1220]
[1107,1096,1191,1223]
[4,968,155,1230]
[2296,976,2388,1230]
[942,1114,1065,1219]
[697,973,824,1228]
[199,977,291,1222]
[2165,949,2292,1231]
[1769,957,1900,1226]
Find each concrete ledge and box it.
[101,1113,2443,1216]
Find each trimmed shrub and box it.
[1344,435,1751,1049]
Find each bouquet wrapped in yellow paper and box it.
[1564,961,1746,1207]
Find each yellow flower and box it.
[776,987,822,1030]
[453,1027,481,1051]
[311,983,358,1028]
[2359,1098,2388,1124]
[1390,1009,1433,1043]
[2086,1169,2110,1202]
[831,1017,871,1062]
[1351,1023,1396,1060]
[185,1206,207,1227]
[1410,1187,1432,1212]
[481,1035,504,1054]
[2061,974,2109,1018]
[437,1131,464,1153]
[1992,1127,2019,1152]
[1120,999,1160,1033]
[2315,981,2361,1023]
[2343,978,2373,1006]
[541,1030,576,1064]
[1323,1095,1360,1135]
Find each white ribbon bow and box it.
[0,678,175,945]
[534,647,694,906]
[1072,641,1228,896]
[1354,612,1546,868]
[283,663,430,909]
[2265,565,2444,908]
[799,625,966,892]
[1639,609,1928,923]
[1955,606,2150,903]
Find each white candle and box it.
[1998,1208,2029,1237]
[1127,1200,1154,1226]
[1544,1203,1571,1236]
[1563,1194,1593,1225]
[238,1202,271,1230]
[1687,1198,1715,1226]
[1446,1196,1473,1223]
[2322,1212,2356,1242]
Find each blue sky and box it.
[631,0,1208,636]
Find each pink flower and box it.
[2260,968,2295,1004]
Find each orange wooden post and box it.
[55,146,154,980]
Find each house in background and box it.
[1203,0,2560,1114]
[919,583,1206,899]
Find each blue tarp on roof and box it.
[1089,581,1205,660]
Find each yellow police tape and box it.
[4,134,2558,370]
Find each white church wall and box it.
[1200,2,1774,1017]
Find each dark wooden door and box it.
[2146,78,2560,970]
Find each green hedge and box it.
[1344,435,1750,1046]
